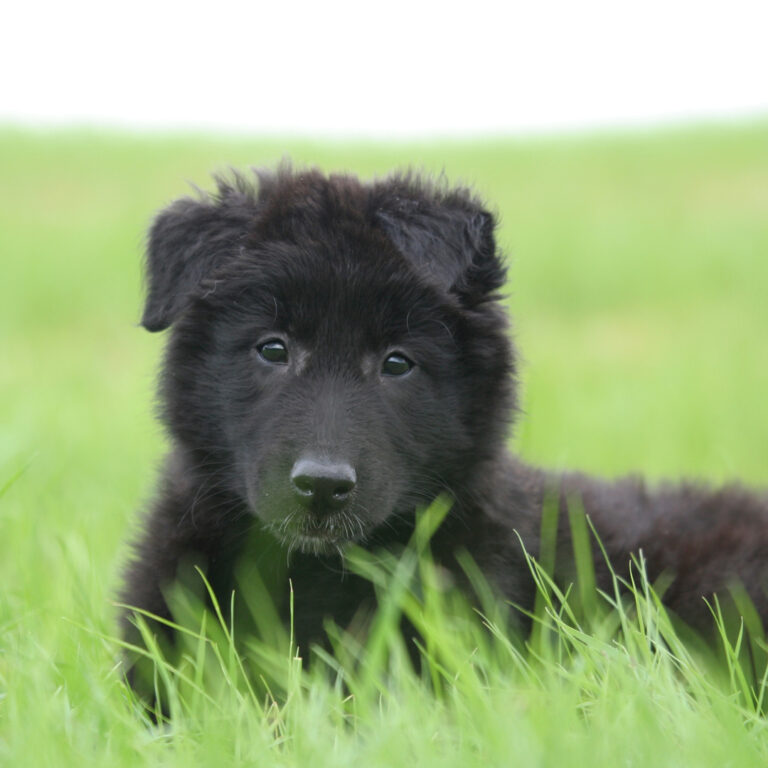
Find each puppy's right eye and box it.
[382,352,413,377]
[256,339,288,364]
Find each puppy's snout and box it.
[290,457,357,511]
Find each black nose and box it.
[290,457,357,511]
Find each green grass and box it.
[2,120,768,765]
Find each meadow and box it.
[1,121,767,766]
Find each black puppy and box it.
[122,166,768,667]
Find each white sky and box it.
[3,0,767,136]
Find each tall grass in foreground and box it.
[105,498,768,767]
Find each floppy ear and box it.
[374,184,506,304]
[141,187,255,332]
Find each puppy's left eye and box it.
[382,353,413,377]
[257,339,288,364]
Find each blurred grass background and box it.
[1,121,767,764]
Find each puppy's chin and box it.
[285,531,347,557]
[258,506,368,557]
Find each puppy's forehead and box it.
[205,207,462,348]
[262,247,441,342]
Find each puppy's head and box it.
[143,167,515,554]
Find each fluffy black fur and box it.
[122,166,768,673]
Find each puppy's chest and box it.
[288,566,376,653]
